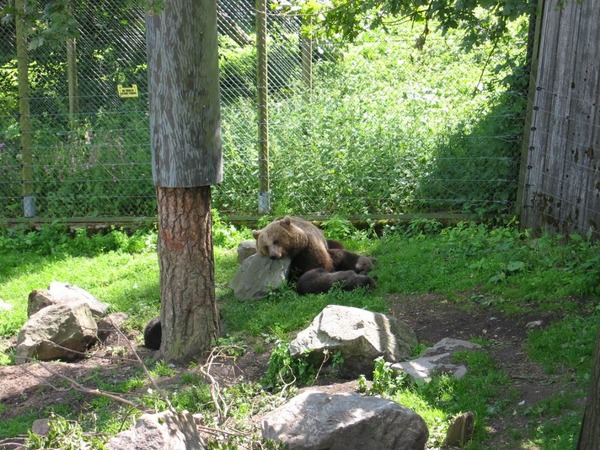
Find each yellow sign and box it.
[117,84,139,98]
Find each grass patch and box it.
[527,315,599,380]
[1,219,599,448]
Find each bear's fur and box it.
[296,268,376,295]
[144,317,161,350]
[328,248,375,274]
[326,239,345,250]
[252,216,334,277]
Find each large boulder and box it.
[106,410,204,450]
[261,391,428,450]
[28,282,109,317]
[15,303,98,364]
[228,254,291,300]
[289,305,417,377]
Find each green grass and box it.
[1,219,599,448]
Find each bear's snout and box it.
[268,247,284,259]
[269,251,282,259]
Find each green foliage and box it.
[151,360,176,377]
[0,221,597,447]
[2,9,527,218]
[273,0,533,51]
[220,286,387,337]
[0,224,156,256]
[364,356,410,395]
[321,215,356,240]
[263,341,317,390]
[168,382,213,414]
[212,210,252,249]
[26,413,91,450]
[527,315,599,380]
[373,221,600,312]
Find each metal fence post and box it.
[67,2,79,127]
[256,0,270,214]
[301,15,313,95]
[15,0,35,218]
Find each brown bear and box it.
[296,268,376,295]
[328,248,375,274]
[252,216,334,278]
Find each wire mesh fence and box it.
[0,0,527,223]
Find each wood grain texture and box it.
[522,0,600,239]
[146,0,223,187]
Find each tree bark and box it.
[577,325,600,449]
[146,0,222,362]
[156,186,219,362]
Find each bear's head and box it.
[252,216,308,260]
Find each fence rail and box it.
[0,0,527,224]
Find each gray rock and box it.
[289,305,417,377]
[262,390,428,450]
[391,337,482,382]
[15,303,98,364]
[526,320,543,329]
[229,253,291,300]
[97,312,129,342]
[47,281,109,316]
[28,289,64,317]
[106,410,204,450]
[28,282,109,318]
[444,411,475,447]
[237,240,257,263]
[31,418,50,436]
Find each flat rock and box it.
[229,254,291,300]
[262,390,429,450]
[391,337,482,382]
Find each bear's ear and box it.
[280,216,292,227]
[252,229,261,240]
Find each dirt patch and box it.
[0,294,585,449]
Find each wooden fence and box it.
[519,0,600,240]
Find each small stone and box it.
[0,299,13,310]
[444,412,475,447]
[31,418,50,436]
[526,320,543,329]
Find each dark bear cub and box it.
[296,268,376,295]
[328,248,375,274]
[144,317,161,350]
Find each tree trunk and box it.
[156,186,219,361]
[577,325,600,449]
[146,0,222,362]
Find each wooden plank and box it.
[579,0,600,237]
[522,0,600,240]
[557,0,595,234]
[522,0,563,231]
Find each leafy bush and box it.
[263,341,317,390]
[3,16,527,220]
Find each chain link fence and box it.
[0,0,527,223]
